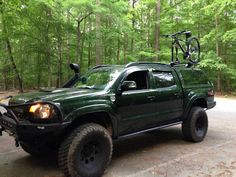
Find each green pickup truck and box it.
[0,62,216,177]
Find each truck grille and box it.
[8,101,27,121]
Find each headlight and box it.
[29,104,55,119]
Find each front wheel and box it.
[187,37,200,64]
[58,123,113,177]
[182,106,208,142]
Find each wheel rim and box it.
[195,116,206,137]
[79,140,101,169]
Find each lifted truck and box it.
[0,62,216,177]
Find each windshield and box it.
[73,67,123,90]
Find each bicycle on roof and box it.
[163,30,200,66]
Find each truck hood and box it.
[9,88,104,104]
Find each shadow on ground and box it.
[1,127,184,177]
[13,155,58,171]
[112,127,184,160]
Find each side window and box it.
[153,71,175,88]
[124,71,149,90]
[180,70,209,86]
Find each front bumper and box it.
[0,101,69,140]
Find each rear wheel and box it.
[182,106,208,142]
[58,123,112,177]
[187,37,200,64]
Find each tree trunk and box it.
[76,13,92,66]
[154,0,161,61]
[117,38,120,64]
[46,47,52,87]
[76,19,82,64]
[96,0,102,65]
[147,11,151,48]
[79,19,87,70]
[223,12,230,92]
[130,0,136,53]
[44,8,52,88]
[215,16,221,92]
[88,42,92,67]
[2,57,8,91]
[88,16,92,67]
[37,54,41,89]
[3,69,8,91]
[66,10,71,79]
[123,33,128,64]
[56,35,63,88]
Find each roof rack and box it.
[170,62,193,68]
[91,62,192,70]
[125,62,168,68]
[125,61,194,68]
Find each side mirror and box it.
[70,63,80,74]
[121,81,137,91]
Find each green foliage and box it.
[200,51,227,70]
[223,29,236,42]
[0,0,236,92]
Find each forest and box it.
[0,0,236,93]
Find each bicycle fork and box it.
[171,42,180,64]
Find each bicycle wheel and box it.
[187,37,200,64]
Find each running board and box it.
[119,121,182,138]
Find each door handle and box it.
[147,95,155,101]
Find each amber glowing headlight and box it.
[29,104,55,119]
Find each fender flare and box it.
[64,104,119,138]
[183,95,207,120]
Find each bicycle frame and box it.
[171,37,188,63]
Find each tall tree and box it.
[95,0,102,65]
[153,0,160,61]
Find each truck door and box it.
[151,69,183,124]
[116,69,157,135]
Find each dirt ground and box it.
[0,93,236,177]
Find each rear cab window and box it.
[152,71,176,88]
[177,69,210,87]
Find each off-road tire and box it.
[182,106,208,142]
[58,123,113,177]
[20,142,57,157]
